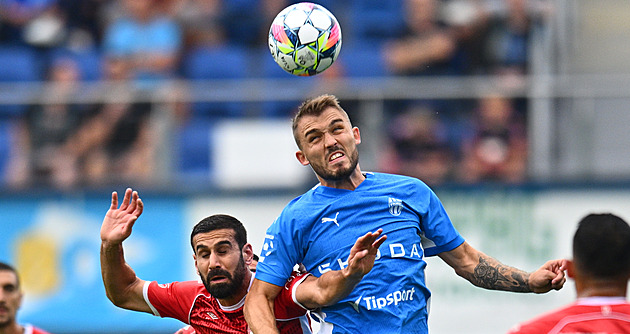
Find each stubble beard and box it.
[312,147,359,182]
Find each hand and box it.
[174,326,195,334]
[100,188,143,245]
[343,229,387,280]
[528,259,567,293]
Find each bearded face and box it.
[200,256,247,299]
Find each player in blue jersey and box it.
[244,94,567,334]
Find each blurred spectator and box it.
[481,0,552,76]
[71,55,156,186]
[0,0,61,47]
[383,0,457,76]
[5,57,91,189]
[170,0,226,49]
[441,0,489,75]
[102,0,182,87]
[6,54,158,189]
[56,0,108,50]
[458,93,527,183]
[381,105,454,186]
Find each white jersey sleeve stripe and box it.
[143,281,161,317]
[291,273,313,311]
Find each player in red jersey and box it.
[0,262,51,334]
[101,188,385,334]
[508,213,630,334]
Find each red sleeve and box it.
[30,327,52,334]
[145,280,203,324]
[273,272,310,320]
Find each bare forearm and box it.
[300,270,362,309]
[463,254,531,292]
[100,241,143,307]
[243,293,278,334]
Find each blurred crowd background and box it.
[0,0,626,192]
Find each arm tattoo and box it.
[470,255,530,292]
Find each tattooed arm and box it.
[438,242,567,293]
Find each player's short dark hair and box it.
[573,213,630,278]
[0,261,20,288]
[292,94,351,149]
[252,254,259,262]
[191,214,248,251]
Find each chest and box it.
[189,298,248,334]
[302,195,423,272]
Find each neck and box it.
[217,270,252,307]
[575,277,628,298]
[319,166,365,190]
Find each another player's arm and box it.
[438,241,566,293]
[100,188,152,313]
[244,279,282,334]
[296,229,387,309]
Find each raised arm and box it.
[296,229,387,309]
[244,279,283,334]
[438,241,566,293]
[100,188,151,313]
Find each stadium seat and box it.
[348,0,405,46]
[0,46,42,116]
[173,119,214,182]
[338,44,387,78]
[0,46,41,82]
[48,47,103,81]
[257,47,302,118]
[181,45,249,118]
[0,119,14,186]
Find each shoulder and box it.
[148,280,208,298]
[276,193,317,223]
[507,304,577,334]
[370,172,427,186]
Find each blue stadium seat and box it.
[338,44,387,77]
[256,47,302,118]
[0,119,14,186]
[348,0,405,46]
[0,46,41,82]
[0,46,42,116]
[174,119,214,181]
[48,47,103,81]
[181,46,249,118]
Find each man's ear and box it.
[242,243,254,267]
[296,150,309,166]
[353,126,361,145]
[566,259,575,279]
[193,253,200,275]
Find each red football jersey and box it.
[146,273,311,334]
[24,324,51,334]
[507,297,630,334]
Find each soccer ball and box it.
[268,2,342,76]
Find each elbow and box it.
[105,289,130,308]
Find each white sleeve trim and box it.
[143,281,161,317]
[290,273,313,311]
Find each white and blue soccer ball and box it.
[268,2,342,76]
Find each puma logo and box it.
[321,212,340,227]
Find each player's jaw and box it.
[201,258,247,299]
[312,145,359,182]
[0,305,12,327]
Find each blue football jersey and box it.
[256,172,464,334]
